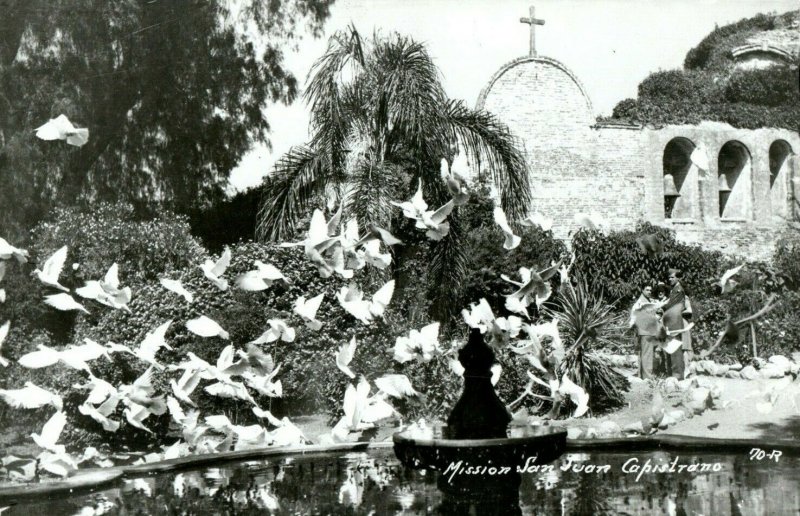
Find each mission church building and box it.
[474,6,799,259]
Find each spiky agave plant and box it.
[544,277,629,415]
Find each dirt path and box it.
[661,377,800,440]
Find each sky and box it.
[228,0,797,191]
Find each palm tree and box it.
[256,26,531,318]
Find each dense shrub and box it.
[0,204,205,342]
[73,242,351,420]
[456,183,567,319]
[571,222,726,308]
[637,70,722,104]
[62,239,461,444]
[683,12,788,71]
[724,66,800,107]
[774,229,800,290]
[30,204,205,285]
[606,10,799,131]
[690,289,800,363]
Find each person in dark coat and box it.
[662,268,693,379]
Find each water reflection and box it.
[4,449,800,515]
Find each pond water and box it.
[5,448,800,515]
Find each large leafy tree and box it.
[0,0,334,239]
[256,27,531,318]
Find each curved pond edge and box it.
[1,434,798,503]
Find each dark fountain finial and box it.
[393,328,566,516]
[446,328,512,439]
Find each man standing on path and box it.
[663,268,693,379]
[629,284,665,380]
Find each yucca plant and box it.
[544,277,629,415]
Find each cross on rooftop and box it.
[520,6,545,57]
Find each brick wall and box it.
[475,58,800,260]
[477,57,647,241]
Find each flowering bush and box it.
[0,204,205,344]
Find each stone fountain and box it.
[393,328,567,514]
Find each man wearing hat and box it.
[663,268,693,379]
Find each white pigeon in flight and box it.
[336,336,358,379]
[719,264,744,294]
[121,319,173,368]
[250,319,296,344]
[461,298,495,333]
[235,261,289,291]
[78,403,120,432]
[186,315,230,339]
[520,212,553,232]
[0,382,63,410]
[501,266,552,314]
[690,143,709,172]
[0,320,9,367]
[75,263,132,311]
[35,114,89,147]
[375,374,420,399]
[362,240,392,269]
[336,280,395,324]
[280,209,341,277]
[200,247,231,291]
[31,410,68,453]
[573,212,602,231]
[160,278,194,303]
[18,343,99,372]
[441,158,470,206]
[294,293,324,331]
[44,293,89,314]
[34,245,69,291]
[0,237,28,262]
[75,280,130,311]
[493,207,521,250]
[393,323,441,363]
[392,180,455,241]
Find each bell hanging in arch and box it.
[718,173,732,193]
[663,174,680,198]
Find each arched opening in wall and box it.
[718,141,752,220]
[769,140,793,220]
[662,138,699,220]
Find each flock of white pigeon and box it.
[0,120,595,481]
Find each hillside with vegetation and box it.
[605,10,799,130]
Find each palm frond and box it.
[305,24,365,112]
[427,213,469,321]
[305,26,366,175]
[439,100,531,220]
[345,154,403,230]
[369,35,446,160]
[255,145,332,242]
